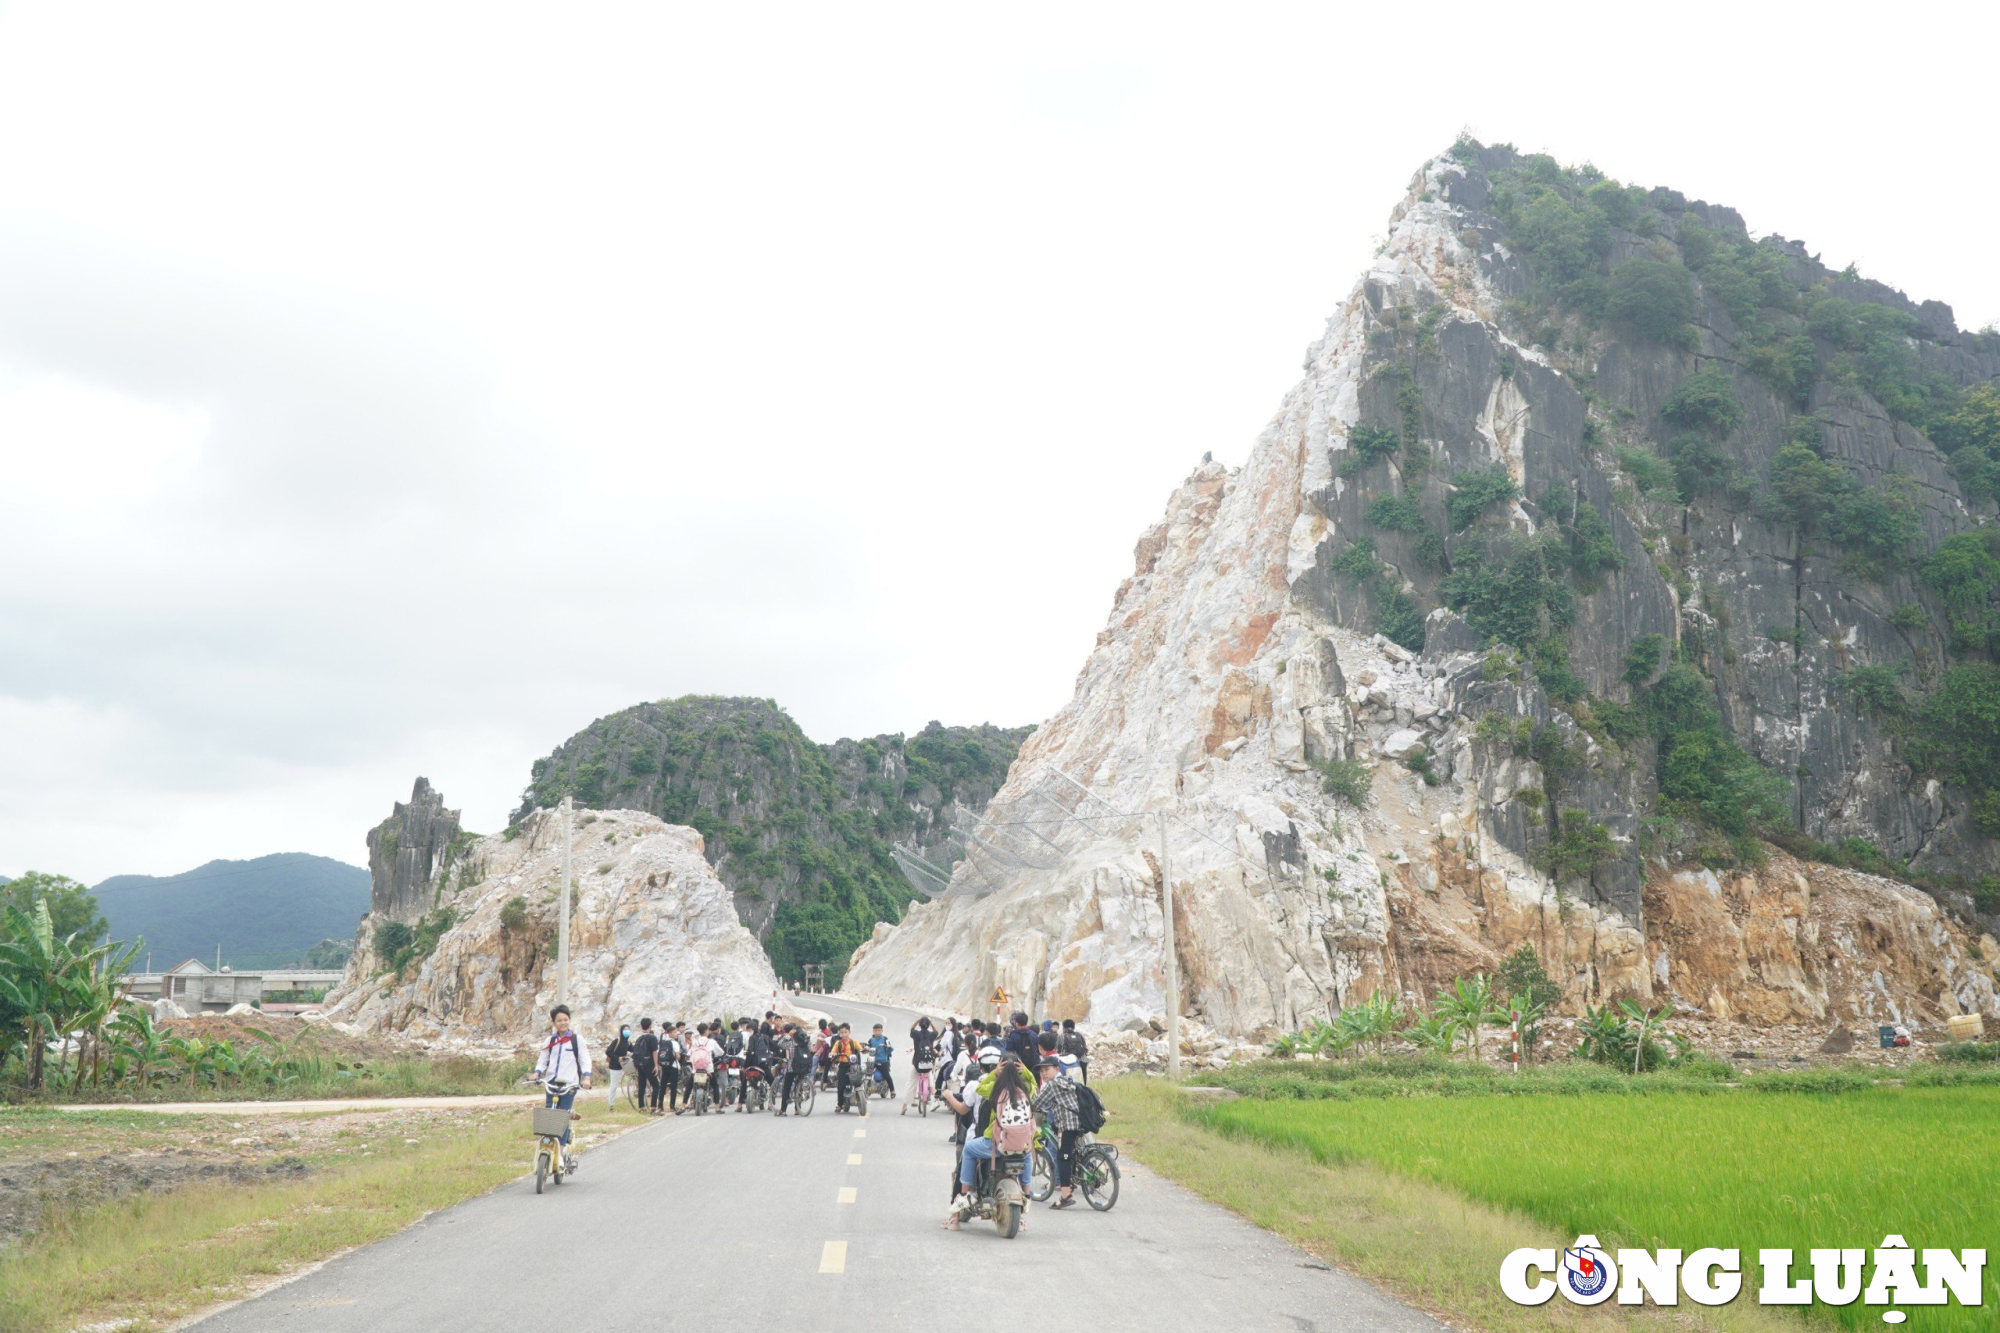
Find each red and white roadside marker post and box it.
[1510,1010,1522,1074]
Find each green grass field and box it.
[1186,1081,1998,1331]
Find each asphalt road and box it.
[190,995,1443,1333]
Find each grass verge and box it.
[1099,1077,1799,1333]
[0,1102,650,1333]
[1187,1079,1997,1332]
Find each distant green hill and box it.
[516,697,1032,984]
[93,854,369,971]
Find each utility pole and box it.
[557,795,573,1006]
[1158,810,1180,1082]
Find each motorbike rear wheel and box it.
[996,1200,1020,1238]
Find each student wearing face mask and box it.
[604,1022,634,1110]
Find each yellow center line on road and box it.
[838,1186,857,1203]
[847,1153,863,1165]
[819,1240,847,1273]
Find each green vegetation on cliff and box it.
[515,698,1031,982]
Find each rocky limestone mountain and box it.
[324,800,781,1046]
[847,142,2000,1042]
[513,696,1031,982]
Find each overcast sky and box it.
[3,3,1995,883]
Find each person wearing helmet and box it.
[940,1043,1000,1146]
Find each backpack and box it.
[992,1091,1035,1153]
[1063,1030,1088,1059]
[1073,1081,1108,1134]
[690,1040,713,1074]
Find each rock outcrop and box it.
[846,144,2000,1042]
[326,800,782,1046]
[365,778,466,924]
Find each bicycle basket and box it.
[531,1106,572,1137]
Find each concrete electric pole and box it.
[557,795,573,1007]
[1159,810,1180,1083]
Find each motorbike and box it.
[741,1060,770,1112]
[957,1145,1030,1238]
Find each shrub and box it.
[1646,662,1790,841]
[1921,530,2000,653]
[1329,538,1426,651]
[1832,664,1907,717]
[1909,663,2000,811]
[1660,369,1743,436]
[1616,445,1679,499]
[499,896,529,933]
[1664,433,1730,498]
[1321,757,1374,808]
[1889,603,1929,632]
[373,921,413,965]
[1623,634,1665,686]
[1448,465,1519,530]
[1439,536,1575,648]
[1537,813,1617,882]
[1768,443,1919,571]
[1607,257,1697,347]
[1338,424,1402,478]
[1367,493,1428,532]
[1540,489,1621,582]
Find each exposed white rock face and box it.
[844,155,2000,1042]
[324,807,782,1046]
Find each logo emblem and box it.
[1559,1236,1616,1304]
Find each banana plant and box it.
[1348,992,1403,1055]
[1617,998,1678,1074]
[111,1008,179,1090]
[1435,974,1506,1061]
[1402,1011,1457,1053]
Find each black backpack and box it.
[1073,1081,1108,1134]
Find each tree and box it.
[0,898,138,1091]
[1608,258,1696,346]
[1,872,107,945]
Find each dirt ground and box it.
[156,1014,395,1061]
[0,1104,529,1251]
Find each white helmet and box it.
[976,1044,1004,1068]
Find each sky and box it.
[3,3,1996,882]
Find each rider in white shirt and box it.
[531,1004,593,1148]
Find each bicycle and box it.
[1029,1131,1120,1210]
[909,1066,934,1118]
[527,1076,579,1195]
[783,1069,816,1116]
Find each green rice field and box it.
[1185,1083,1998,1331]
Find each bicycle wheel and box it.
[1079,1146,1120,1211]
[624,1076,642,1112]
[534,1146,548,1195]
[798,1081,816,1116]
[1029,1146,1055,1203]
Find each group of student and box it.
[597,1012,904,1115]
[930,1010,1103,1228]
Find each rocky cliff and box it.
[846,142,2000,1041]
[365,778,469,924]
[325,799,781,1046]
[514,697,1030,982]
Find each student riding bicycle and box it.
[531,1004,593,1150]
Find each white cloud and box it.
[0,1,1994,881]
